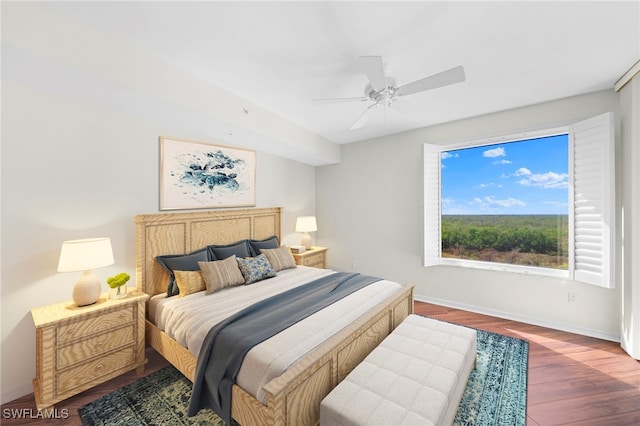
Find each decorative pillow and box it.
[261,246,296,272]
[173,270,205,297]
[156,248,209,297]
[248,235,280,256]
[208,240,251,260]
[236,254,277,284]
[198,256,245,295]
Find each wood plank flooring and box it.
[2,301,638,425]
[413,301,640,425]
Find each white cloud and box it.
[473,196,526,208]
[483,147,506,158]
[478,182,500,189]
[518,171,568,189]
[515,167,531,176]
[493,159,512,165]
[441,152,458,160]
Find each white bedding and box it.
[149,266,402,403]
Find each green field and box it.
[441,215,569,269]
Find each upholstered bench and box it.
[320,314,477,426]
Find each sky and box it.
[441,134,569,215]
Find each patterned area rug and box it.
[79,328,528,425]
[454,329,528,425]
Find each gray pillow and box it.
[248,235,280,255]
[156,247,209,297]
[207,240,251,260]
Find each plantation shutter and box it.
[423,143,441,266]
[570,112,615,288]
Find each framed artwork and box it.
[160,137,256,210]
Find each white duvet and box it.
[149,266,402,403]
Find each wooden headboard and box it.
[134,207,282,297]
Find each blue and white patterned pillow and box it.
[236,253,277,284]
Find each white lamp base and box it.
[301,232,312,250]
[73,271,102,306]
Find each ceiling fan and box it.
[314,56,466,129]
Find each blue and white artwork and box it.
[160,137,255,210]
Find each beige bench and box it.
[320,314,477,426]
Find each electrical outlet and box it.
[568,292,578,303]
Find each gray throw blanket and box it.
[187,272,381,424]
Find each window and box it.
[441,134,569,270]
[423,112,615,288]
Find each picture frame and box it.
[160,137,256,210]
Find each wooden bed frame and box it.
[135,207,414,425]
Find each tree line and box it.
[441,215,568,256]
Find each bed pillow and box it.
[248,235,280,255]
[156,248,209,297]
[173,270,205,297]
[198,255,245,295]
[261,246,296,272]
[208,240,252,260]
[236,254,277,284]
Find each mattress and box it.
[148,266,402,403]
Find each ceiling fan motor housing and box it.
[364,77,398,106]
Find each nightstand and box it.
[31,289,148,409]
[291,246,328,269]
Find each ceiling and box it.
[55,1,639,145]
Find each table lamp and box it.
[57,237,114,306]
[296,216,317,250]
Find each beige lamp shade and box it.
[58,237,114,306]
[296,216,317,249]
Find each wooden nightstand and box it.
[31,289,148,409]
[291,246,328,269]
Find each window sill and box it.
[438,258,569,279]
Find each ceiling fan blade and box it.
[312,96,368,104]
[359,56,387,91]
[397,65,465,97]
[350,104,376,130]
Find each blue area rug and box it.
[79,328,527,425]
[454,329,528,425]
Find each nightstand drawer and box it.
[303,252,325,268]
[57,346,135,394]
[57,325,135,369]
[57,306,134,343]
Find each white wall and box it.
[317,90,623,341]
[1,3,318,404]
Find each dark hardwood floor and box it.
[2,301,638,425]
[413,302,640,426]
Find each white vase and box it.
[109,285,127,300]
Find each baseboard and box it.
[415,294,620,343]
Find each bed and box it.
[135,207,414,425]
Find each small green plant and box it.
[107,272,130,289]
